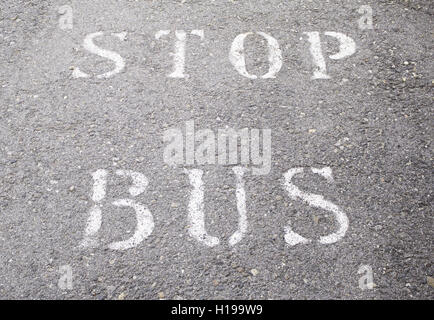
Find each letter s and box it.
[282,167,349,246]
[73,32,126,79]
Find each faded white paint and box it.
[170,30,187,78]
[81,169,107,248]
[229,167,248,246]
[284,226,311,246]
[108,199,154,251]
[116,169,148,197]
[185,169,220,247]
[311,167,333,183]
[73,32,126,79]
[229,32,256,79]
[156,30,204,78]
[258,32,283,79]
[81,205,102,248]
[191,29,205,40]
[282,167,349,245]
[155,30,171,40]
[325,32,356,60]
[185,168,249,247]
[304,32,330,79]
[112,32,127,42]
[229,32,282,79]
[72,68,90,78]
[304,31,356,79]
[81,169,154,250]
[91,169,107,202]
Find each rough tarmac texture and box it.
[0,0,432,299]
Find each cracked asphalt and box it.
[0,0,432,299]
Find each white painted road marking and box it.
[155,29,204,78]
[229,32,283,79]
[81,170,154,250]
[80,169,107,248]
[71,30,356,80]
[73,32,126,79]
[185,168,221,247]
[283,167,349,245]
[108,199,154,251]
[228,167,248,246]
[81,166,349,249]
[185,167,249,247]
[304,31,356,79]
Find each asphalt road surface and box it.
[0,0,432,299]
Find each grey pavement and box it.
[0,0,432,299]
